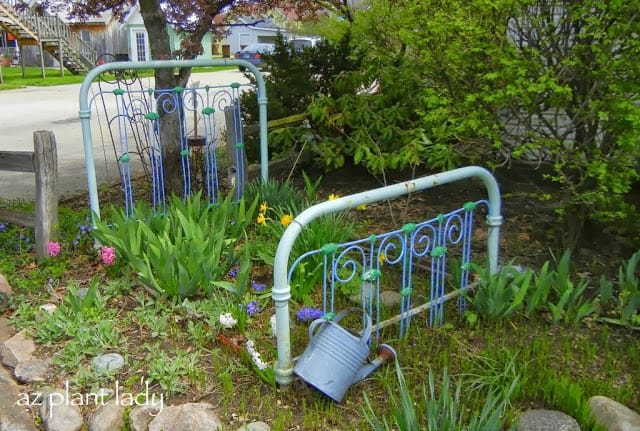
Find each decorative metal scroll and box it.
[91,71,254,216]
[288,200,487,344]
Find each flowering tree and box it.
[39,0,354,192]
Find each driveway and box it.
[0,69,250,201]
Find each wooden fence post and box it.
[33,130,58,259]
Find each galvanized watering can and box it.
[293,308,396,402]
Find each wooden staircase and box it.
[0,0,97,74]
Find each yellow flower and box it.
[379,252,386,265]
[259,202,268,213]
[256,213,266,226]
[357,204,368,211]
[328,193,340,201]
[280,214,293,227]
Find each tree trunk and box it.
[138,0,192,196]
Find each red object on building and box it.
[7,33,15,41]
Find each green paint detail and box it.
[323,312,335,321]
[463,201,477,212]
[231,82,241,89]
[235,143,244,149]
[401,287,413,297]
[430,246,447,258]
[402,223,417,234]
[147,89,154,95]
[119,154,131,163]
[321,243,338,255]
[369,234,377,243]
[174,86,184,93]
[202,107,214,115]
[461,263,470,271]
[438,214,445,223]
[362,269,382,282]
[204,85,210,91]
[144,112,160,121]
[180,150,190,157]
[112,89,125,96]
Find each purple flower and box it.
[246,300,260,316]
[227,265,240,279]
[296,307,324,322]
[0,223,5,231]
[251,280,267,292]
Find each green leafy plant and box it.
[465,264,533,321]
[598,249,640,327]
[93,193,258,298]
[548,251,598,324]
[363,361,516,430]
[524,261,554,318]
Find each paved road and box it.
[0,69,249,201]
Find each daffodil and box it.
[379,252,386,265]
[256,213,266,226]
[357,204,368,211]
[328,193,340,201]
[280,214,293,227]
[259,201,268,213]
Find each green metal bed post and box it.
[272,166,502,386]
[78,59,268,228]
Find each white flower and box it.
[246,338,269,371]
[219,312,237,329]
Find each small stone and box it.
[518,409,581,431]
[76,287,89,299]
[129,403,163,431]
[40,389,84,431]
[589,395,640,431]
[0,273,13,310]
[148,403,222,431]
[91,353,125,373]
[349,285,402,308]
[40,303,58,314]
[379,290,402,307]
[237,421,271,431]
[14,357,52,383]
[88,399,125,431]
[0,329,36,367]
[0,316,15,341]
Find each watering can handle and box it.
[308,308,373,345]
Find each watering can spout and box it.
[352,344,397,385]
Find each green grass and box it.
[0,63,237,91]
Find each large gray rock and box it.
[14,358,52,383]
[0,365,38,431]
[518,409,581,431]
[40,389,84,431]
[148,403,222,431]
[129,403,162,431]
[589,396,640,431]
[0,330,36,368]
[87,399,125,431]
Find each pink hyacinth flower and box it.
[47,241,61,257]
[100,246,116,266]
